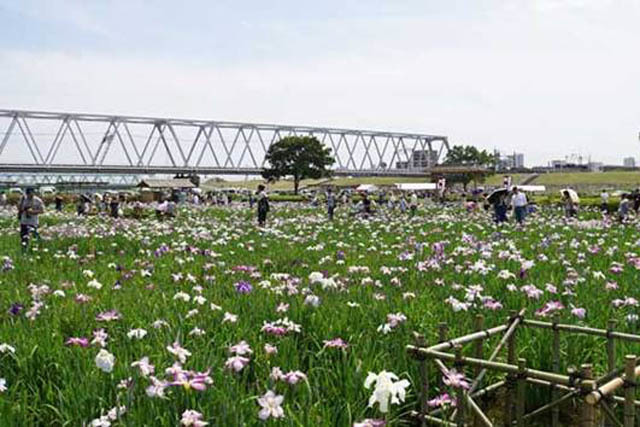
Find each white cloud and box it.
[0,1,639,166]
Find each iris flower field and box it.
[0,203,639,426]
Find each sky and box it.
[0,0,639,167]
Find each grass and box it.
[533,171,640,186]
[0,204,639,425]
[205,171,640,195]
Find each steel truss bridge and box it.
[0,109,449,180]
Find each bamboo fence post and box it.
[473,314,485,427]
[415,333,429,427]
[439,322,449,389]
[624,355,636,427]
[580,364,595,427]
[516,358,527,427]
[606,319,618,427]
[454,346,467,427]
[468,309,525,396]
[506,310,518,426]
[607,320,618,374]
[473,314,485,379]
[552,313,561,427]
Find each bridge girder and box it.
[0,109,449,176]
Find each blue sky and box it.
[1,0,639,166]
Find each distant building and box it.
[588,162,604,172]
[495,151,525,170]
[395,149,439,169]
[623,157,636,168]
[513,153,524,168]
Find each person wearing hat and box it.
[18,188,44,251]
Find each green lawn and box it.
[534,171,640,186]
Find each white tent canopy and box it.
[356,184,378,192]
[516,185,546,192]
[395,183,437,191]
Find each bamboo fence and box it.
[406,310,640,426]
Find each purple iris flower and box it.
[234,281,252,294]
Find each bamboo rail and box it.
[522,319,640,343]
[408,316,640,426]
[522,390,579,421]
[411,347,596,388]
[427,324,509,352]
[586,363,640,405]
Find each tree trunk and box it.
[294,177,300,195]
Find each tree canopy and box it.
[262,136,335,194]
[443,145,496,190]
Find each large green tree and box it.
[262,136,335,194]
[443,145,496,190]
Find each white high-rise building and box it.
[623,157,636,168]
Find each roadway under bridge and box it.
[0,109,449,182]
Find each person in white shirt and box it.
[511,187,528,224]
[600,189,610,214]
[18,187,44,251]
[409,192,419,216]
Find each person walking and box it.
[388,192,397,210]
[18,188,44,252]
[409,192,419,216]
[562,191,577,218]
[493,194,508,224]
[109,195,122,218]
[54,195,63,212]
[256,184,270,227]
[399,194,408,214]
[600,189,610,214]
[632,188,640,214]
[618,194,631,223]
[361,192,372,217]
[511,187,528,225]
[326,187,336,220]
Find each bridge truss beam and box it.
[0,109,449,176]
[0,173,139,186]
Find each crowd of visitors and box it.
[2,180,640,252]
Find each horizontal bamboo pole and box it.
[524,376,640,409]
[412,348,596,387]
[472,380,505,399]
[585,364,640,405]
[597,365,627,386]
[426,324,510,352]
[410,411,457,426]
[522,319,640,343]
[611,395,640,407]
[526,377,571,391]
